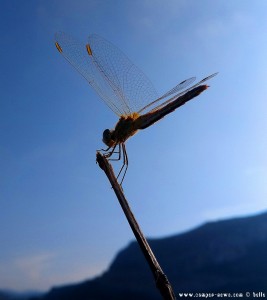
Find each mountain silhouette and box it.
[2,211,267,300]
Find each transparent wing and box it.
[159,77,196,99]
[55,32,158,116]
[138,77,196,114]
[140,72,218,114]
[87,34,159,115]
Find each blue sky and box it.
[1,0,267,292]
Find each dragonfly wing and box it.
[138,77,196,114]
[55,32,129,116]
[87,34,158,115]
[146,72,218,113]
[159,77,196,100]
[55,32,159,116]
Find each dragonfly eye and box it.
[102,129,115,146]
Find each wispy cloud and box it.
[0,251,106,291]
[14,252,56,281]
[0,252,56,291]
[201,200,267,223]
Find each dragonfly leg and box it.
[98,146,111,153]
[99,145,121,161]
[108,144,122,161]
[120,144,128,184]
[116,143,128,184]
[104,144,117,158]
[99,146,119,154]
[99,143,127,185]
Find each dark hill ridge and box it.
[16,211,267,299]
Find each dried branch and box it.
[96,152,176,300]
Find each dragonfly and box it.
[55,32,218,184]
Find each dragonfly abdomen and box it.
[137,85,208,130]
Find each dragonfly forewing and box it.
[55,32,159,116]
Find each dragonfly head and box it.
[102,129,116,147]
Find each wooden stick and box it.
[96,152,176,300]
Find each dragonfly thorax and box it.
[102,114,140,147]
